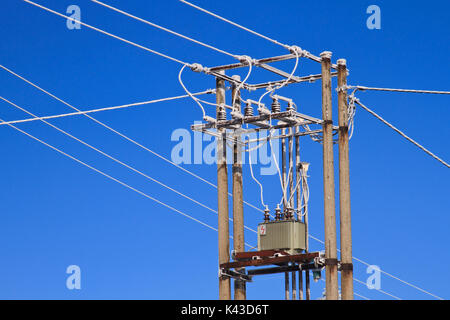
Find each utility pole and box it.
[337,59,354,300]
[320,51,339,300]
[231,76,246,300]
[216,72,231,300]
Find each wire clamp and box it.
[336,85,351,93]
[288,45,305,57]
[189,63,210,74]
[219,268,253,282]
[237,55,254,65]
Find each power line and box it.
[23,0,191,66]
[319,278,370,300]
[354,292,370,301]
[0,90,215,126]
[0,65,265,216]
[353,278,401,300]
[0,117,218,233]
[92,0,238,60]
[353,96,450,169]
[0,95,257,235]
[354,85,450,95]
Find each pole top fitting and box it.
[337,59,347,67]
[190,63,209,73]
[231,75,241,81]
[320,51,333,60]
[237,55,253,65]
[289,45,303,56]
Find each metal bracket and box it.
[219,268,253,282]
[339,263,354,272]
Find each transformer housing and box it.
[257,220,306,255]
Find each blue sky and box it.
[0,0,449,300]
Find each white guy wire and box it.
[0,64,266,215]
[353,96,450,169]
[232,56,253,112]
[0,95,257,235]
[355,86,450,95]
[23,0,191,67]
[178,65,207,119]
[246,136,266,208]
[0,89,215,126]
[263,50,301,207]
[91,0,238,60]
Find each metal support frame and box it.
[206,53,341,90]
[191,43,352,300]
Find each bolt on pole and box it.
[216,72,231,300]
[231,76,246,300]
[337,59,354,300]
[320,51,339,300]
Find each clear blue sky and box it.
[0,0,448,300]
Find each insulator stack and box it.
[264,207,270,222]
[275,205,282,221]
[244,102,254,117]
[271,98,281,113]
[285,207,294,220]
[217,105,227,121]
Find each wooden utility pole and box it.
[337,59,354,300]
[320,51,339,300]
[231,76,246,300]
[216,72,231,300]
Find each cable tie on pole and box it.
[189,63,210,74]
[336,85,354,93]
[288,45,305,57]
[237,55,254,65]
